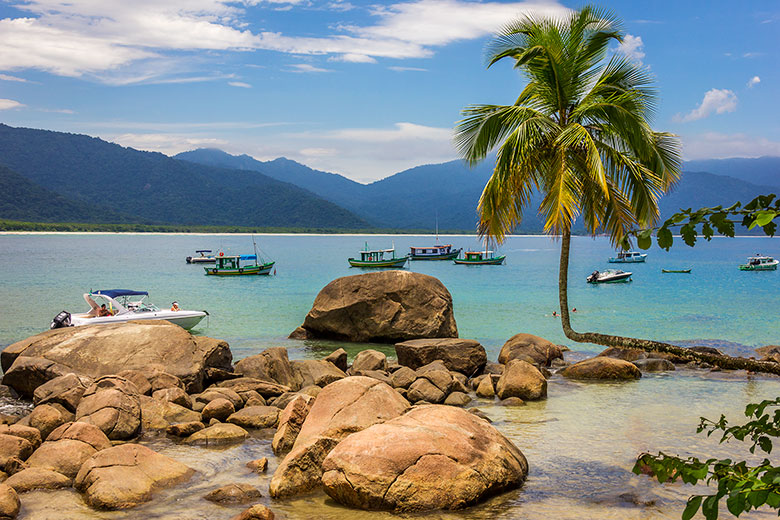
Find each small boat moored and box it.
[662,268,692,273]
[453,250,506,265]
[739,254,779,271]
[348,244,409,268]
[409,243,461,261]
[587,269,633,283]
[205,252,274,275]
[50,290,207,330]
[609,251,647,263]
[186,250,216,264]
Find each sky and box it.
[0,0,778,183]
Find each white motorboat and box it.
[739,254,778,271]
[608,251,647,263]
[50,290,208,330]
[586,269,633,284]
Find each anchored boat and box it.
[586,269,633,283]
[409,243,461,261]
[662,268,692,273]
[205,252,274,275]
[739,254,778,271]
[186,250,215,264]
[50,290,207,330]
[608,251,647,263]
[348,244,408,268]
[453,249,506,265]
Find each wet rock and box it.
[227,406,280,429]
[395,338,486,376]
[496,360,547,401]
[390,366,417,389]
[166,421,204,437]
[290,360,346,388]
[26,422,110,479]
[0,426,40,451]
[0,484,19,519]
[234,347,297,390]
[1,321,232,394]
[475,377,495,398]
[469,408,492,422]
[152,387,193,409]
[633,358,676,372]
[351,350,388,373]
[75,375,141,440]
[75,443,194,509]
[561,357,642,380]
[140,396,201,431]
[28,404,70,440]
[231,504,275,520]
[0,436,33,474]
[269,376,409,498]
[324,348,348,372]
[218,378,291,398]
[185,423,248,446]
[32,373,92,413]
[498,334,563,367]
[272,395,314,456]
[321,405,528,511]
[4,468,71,493]
[204,483,262,504]
[196,388,243,410]
[443,392,471,407]
[201,398,235,423]
[407,379,445,404]
[291,271,458,342]
[246,457,268,473]
[499,397,526,407]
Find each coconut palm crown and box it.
[455,5,682,245]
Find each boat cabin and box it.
[746,255,775,266]
[358,249,395,262]
[215,254,257,269]
[86,290,155,316]
[464,251,493,261]
[614,251,644,260]
[410,244,452,256]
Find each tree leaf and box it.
[682,495,703,520]
[702,494,720,519]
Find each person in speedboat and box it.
[170,301,180,312]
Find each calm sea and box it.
[1,233,779,520]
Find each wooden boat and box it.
[608,251,647,263]
[586,269,632,283]
[409,244,461,261]
[205,237,274,276]
[739,254,778,271]
[453,250,505,265]
[348,245,408,268]
[662,268,691,273]
[186,250,215,264]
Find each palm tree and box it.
[454,5,692,354]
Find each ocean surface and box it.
[0,233,779,519]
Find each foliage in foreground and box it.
[634,397,780,519]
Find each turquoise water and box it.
[1,233,779,519]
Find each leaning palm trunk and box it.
[558,231,780,375]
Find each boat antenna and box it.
[252,234,258,258]
[435,211,439,243]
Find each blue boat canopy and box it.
[239,255,257,261]
[196,250,212,253]
[92,289,149,298]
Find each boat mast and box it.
[435,211,439,243]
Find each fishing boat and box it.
[608,251,647,263]
[409,244,461,261]
[205,237,275,275]
[50,290,207,330]
[348,244,408,268]
[453,249,506,265]
[739,254,779,271]
[586,269,633,283]
[185,250,215,264]
[662,268,692,273]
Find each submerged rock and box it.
[561,357,642,380]
[231,504,275,520]
[321,405,528,511]
[185,423,248,446]
[290,271,458,343]
[204,483,262,504]
[495,360,547,401]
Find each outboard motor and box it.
[587,270,599,283]
[50,311,72,329]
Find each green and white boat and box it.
[453,249,506,265]
[348,244,408,268]
[205,237,275,276]
[739,254,778,271]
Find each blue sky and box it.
[0,0,777,183]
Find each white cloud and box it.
[329,53,377,63]
[0,99,25,110]
[747,76,760,88]
[228,81,252,88]
[108,132,229,156]
[287,63,331,73]
[618,34,645,64]
[675,89,737,122]
[388,66,428,72]
[682,132,780,160]
[0,74,28,82]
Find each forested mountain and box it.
[684,157,780,188]
[0,125,367,229]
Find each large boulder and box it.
[395,339,486,376]
[495,360,547,401]
[75,376,142,440]
[351,350,388,373]
[321,405,528,511]
[1,321,232,395]
[234,347,297,389]
[272,394,314,455]
[290,271,458,342]
[26,422,111,479]
[561,357,642,380]
[227,406,280,429]
[269,376,409,498]
[32,373,92,412]
[497,334,563,367]
[75,444,194,509]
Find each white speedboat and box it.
[608,251,647,263]
[586,269,633,284]
[50,290,207,330]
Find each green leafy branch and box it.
[621,194,779,251]
[634,398,780,519]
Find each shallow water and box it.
[1,233,779,519]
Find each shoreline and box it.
[0,231,774,238]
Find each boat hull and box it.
[608,256,647,263]
[348,257,408,268]
[587,273,632,283]
[69,311,206,330]
[453,255,506,265]
[187,257,215,264]
[739,263,778,271]
[409,250,460,261]
[662,269,691,273]
[205,262,275,275]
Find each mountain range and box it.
[0,123,778,232]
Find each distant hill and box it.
[684,157,780,188]
[0,125,368,229]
